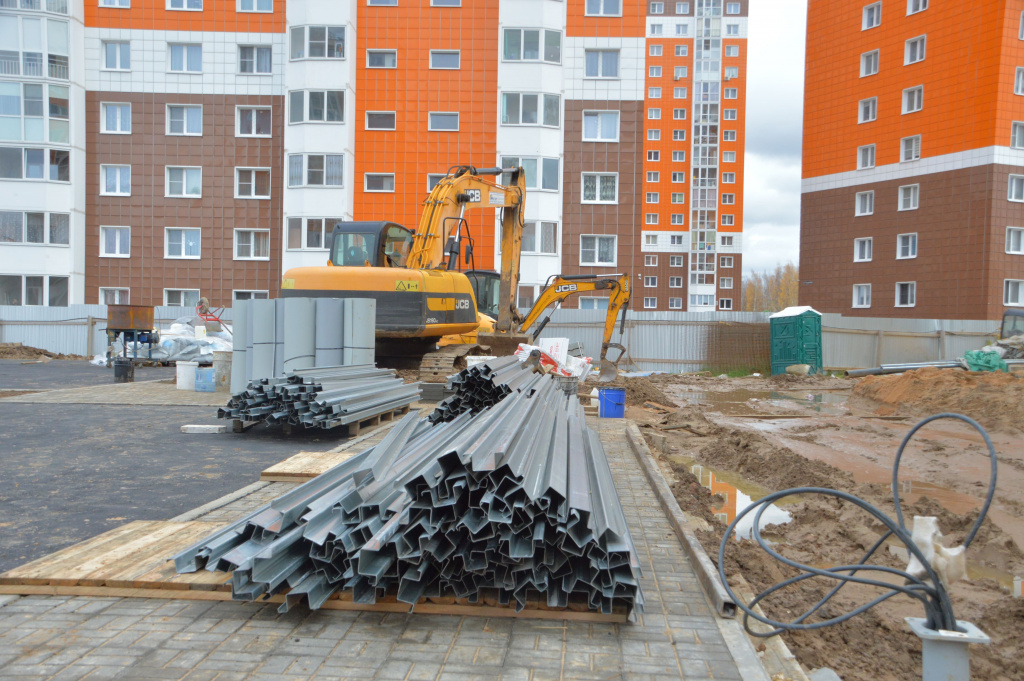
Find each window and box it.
[168,43,202,73]
[584,50,619,78]
[646,193,659,203]
[644,297,657,309]
[649,108,661,120]
[501,93,560,127]
[237,107,271,137]
[721,215,735,226]
[1017,68,1024,96]
[99,225,130,257]
[863,2,881,29]
[645,255,658,266]
[364,111,395,130]
[49,150,68,181]
[901,135,921,161]
[102,41,130,70]
[650,44,662,57]
[239,46,272,74]
[897,233,918,259]
[167,105,202,135]
[650,24,663,36]
[675,45,688,57]
[431,0,461,5]
[238,0,272,12]
[716,298,731,310]
[582,173,617,203]
[903,86,923,114]
[672,192,686,204]
[724,67,738,79]
[166,166,201,197]
[0,211,68,246]
[899,184,919,211]
[288,154,343,187]
[852,284,871,308]
[691,294,714,307]
[647,171,659,182]
[677,87,690,99]
[907,0,927,15]
[896,282,916,307]
[725,24,738,36]
[905,36,926,64]
[500,156,559,191]
[676,2,688,13]
[168,0,201,9]
[503,29,561,63]
[669,276,683,287]
[235,168,270,198]
[427,174,445,191]
[100,165,130,196]
[1006,280,1024,306]
[720,256,733,268]
[861,50,879,77]
[722,173,735,183]
[366,50,397,68]
[644,276,657,288]
[365,173,395,192]
[645,234,659,246]
[649,66,662,78]
[858,144,875,169]
[0,149,68,183]
[722,88,736,99]
[100,288,130,305]
[673,108,687,120]
[648,129,661,141]
[669,297,683,309]
[670,255,683,267]
[0,275,66,307]
[719,277,733,289]
[859,97,877,123]
[580,297,609,311]
[99,0,130,6]
[649,87,662,99]
[165,289,200,308]
[234,229,270,260]
[288,217,341,250]
[671,214,685,225]
[672,151,686,162]
[1007,227,1023,254]
[650,2,663,13]
[723,109,737,120]
[853,237,873,262]
[720,193,734,204]
[101,103,131,134]
[583,111,618,141]
[722,151,736,162]
[673,130,686,141]
[726,2,739,14]
[1010,175,1024,202]
[580,235,616,265]
[430,50,460,69]
[289,91,344,124]
[233,290,269,302]
[725,45,739,57]
[165,228,200,259]
[1013,122,1024,149]
[290,26,345,60]
[585,0,621,16]
[648,150,661,161]
[672,172,688,183]
[429,112,459,131]
[723,130,737,141]
[646,213,658,224]
[854,191,875,217]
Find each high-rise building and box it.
[800,1,1024,320]
[0,0,746,313]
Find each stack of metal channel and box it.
[429,356,538,424]
[218,365,420,431]
[179,365,644,616]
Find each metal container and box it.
[107,304,155,331]
[112,357,134,383]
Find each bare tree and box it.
[743,263,799,312]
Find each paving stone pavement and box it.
[0,419,748,680]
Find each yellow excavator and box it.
[281,165,629,381]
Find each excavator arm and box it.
[519,274,631,382]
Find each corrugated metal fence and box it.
[0,304,1002,371]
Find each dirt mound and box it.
[666,463,726,527]
[853,367,1024,433]
[0,343,86,360]
[695,428,855,492]
[659,405,722,436]
[974,596,1024,681]
[580,376,677,407]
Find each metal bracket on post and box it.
[906,618,990,681]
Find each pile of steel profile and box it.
[218,364,421,431]
[428,356,539,424]
[179,361,644,617]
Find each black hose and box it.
[717,413,998,636]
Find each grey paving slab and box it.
[0,418,758,680]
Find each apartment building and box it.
[799,0,1024,320]
[0,0,747,312]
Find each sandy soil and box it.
[0,344,87,361]
[636,370,1024,681]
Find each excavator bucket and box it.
[598,359,618,383]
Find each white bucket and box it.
[176,360,199,390]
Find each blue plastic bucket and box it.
[598,388,626,418]
[195,367,216,392]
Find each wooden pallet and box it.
[260,449,361,482]
[0,521,626,622]
[345,404,410,436]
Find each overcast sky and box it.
[742,0,808,277]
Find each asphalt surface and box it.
[0,362,352,573]
[0,358,175,390]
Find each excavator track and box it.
[417,344,489,383]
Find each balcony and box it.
[20,0,40,8]
[45,0,67,12]
[23,53,43,77]
[47,55,68,80]
[0,51,19,76]
[0,0,16,7]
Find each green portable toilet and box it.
[769,306,822,376]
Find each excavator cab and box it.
[1001,309,1024,339]
[328,222,414,268]
[465,270,501,320]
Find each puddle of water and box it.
[675,389,849,416]
[670,454,793,539]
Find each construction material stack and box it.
[177,361,644,617]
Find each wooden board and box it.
[0,520,626,622]
[259,449,361,482]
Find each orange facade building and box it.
[800,1,1024,319]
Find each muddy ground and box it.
[0,343,87,361]
[632,369,1024,681]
